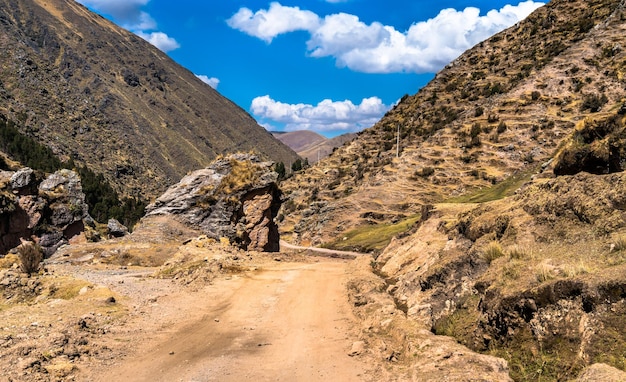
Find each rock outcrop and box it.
[145,154,282,252]
[107,218,128,238]
[0,168,91,256]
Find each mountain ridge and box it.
[272,130,356,164]
[281,0,626,245]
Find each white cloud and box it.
[136,31,180,52]
[251,95,391,133]
[196,75,220,89]
[75,0,179,52]
[226,2,320,43]
[229,1,544,73]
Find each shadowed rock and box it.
[0,168,91,256]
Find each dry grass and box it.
[216,159,261,196]
[482,241,505,264]
[535,261,556,283]
[562,261,591,277]
[45,277,92,300]
[17,241,43,274]
[0,254,19,269]
[508,245,532,260]
[614,236,626,252]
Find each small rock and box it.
[10,168,34,190]
[107,218,129,238]
[576,363,626,381]
[348,341,365,356]
[105,296,116,304]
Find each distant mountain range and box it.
[0,0,299,199]
[272,131,356,164]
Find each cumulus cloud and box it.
[75,0,179,52]
[228,1,544,73]
[251,95,391,134]
[135,31,180,52]
[196,75,220,89]
[227,2,320,43]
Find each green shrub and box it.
[531,91,541,101]
[497,121,507,134]
[580,93,608,112]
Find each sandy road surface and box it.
[279,240,365,259]
[92,259,370,382]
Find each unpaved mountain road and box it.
[279,240,366,259]
[90,259,372,382]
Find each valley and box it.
[2,0,626,380]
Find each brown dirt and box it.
[0,216,516,382]
[84,259,371,382]
[0,233,376,382]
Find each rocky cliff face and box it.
[145,154,281,252]
[0,168,92,256]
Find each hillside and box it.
[0,0,299,200]
[277,0,626,379]
[273,130,356,164]
[281,0,626,246]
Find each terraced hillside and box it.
[281,0,626,247]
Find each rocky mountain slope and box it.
[273,130,356,164]
[278,0,626,379]
[281,0,626,245]
[0,0,299,200]
[374,171,626,380]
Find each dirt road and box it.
[279,240,366,259]
[92,259,370,382]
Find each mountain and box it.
[272,130,356,164]
[0,0,299,200]
[280,0,626,378]
[281,0,626,246]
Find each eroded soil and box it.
[0,241,376,382]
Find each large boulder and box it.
[0,168,92,256]
[145,154,282,252]
[107,218,129,238]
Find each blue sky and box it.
[75,0,544,137]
